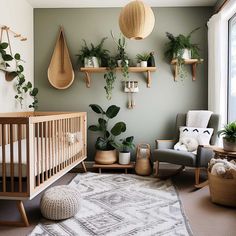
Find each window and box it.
[228,14,236,122]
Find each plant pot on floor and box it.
[223,138,236,152]
[95,150,117,164]
[119,152,131,165]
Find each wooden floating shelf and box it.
[170,59,203,81]
[80,67,156,88]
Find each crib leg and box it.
[0,200,29,227]
[81,161,87,172]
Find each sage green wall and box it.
[34,7,212,161]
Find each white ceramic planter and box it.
[119,152,131,165]
[117,59,129,67]
[84,57,99,68]
[174,49,191,60]
[140,61,147,67]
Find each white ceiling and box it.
[27,0,218,8]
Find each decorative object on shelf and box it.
[111,31,129,79]
[119,0,155,40]
[104,57,117,100]
[165,27,202,81]
[136,52,150,67]
[217,121,236,152]
[147,51,155,67]
[48,27,74,89]
[0,27,38,109]
[115,136,135,165]
[135,144,152,176]
[80,66,156,88]
[124,81,139,109]
[77,37,109,68]
[88,104,126,164]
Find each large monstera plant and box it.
[88,104,126,151]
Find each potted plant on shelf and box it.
[77,37,109,68]
[113,136,135,165]
[136,53,150,67]
[111,31,129,79]
[88,104,126,164]
[217,121,236,152]
[165,27,201,80]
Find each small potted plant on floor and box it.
[217,121,236,152]
[165,27,201,80]
[77,37,109,68]
[136,53,150,67]
[88,104,126,164]
[114,136,135,165]
[111,31,129,79]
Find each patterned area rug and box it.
[30,172,192,236]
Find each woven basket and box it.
[208,171,236,207]
[135,144,152,176]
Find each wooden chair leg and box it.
[81,161,87,172]
[154,161,159,176]
[0,200,29,227]
[195,168,201,185]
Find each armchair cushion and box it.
[153,149,196,167]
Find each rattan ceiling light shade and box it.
[119,0,155,40]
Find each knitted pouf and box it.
[40,185,81,220]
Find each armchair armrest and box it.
[155,139,176,149]
[196,145,215,167]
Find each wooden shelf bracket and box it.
[171,59,203,81]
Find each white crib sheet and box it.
[0,137,83,178]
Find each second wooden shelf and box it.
[171,59,203,81]
[80,67,156,88]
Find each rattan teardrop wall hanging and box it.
[48,27,74,89]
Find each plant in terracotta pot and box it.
[217,121,236,152]
[165,27,201,80]
[113,136,135,165]
[77,37,109,68]
[88,104,126,164]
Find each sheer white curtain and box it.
[208,0,236,126]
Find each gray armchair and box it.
[153,113,220,185]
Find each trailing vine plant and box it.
[0,42,38,109]
[104,57,117,100]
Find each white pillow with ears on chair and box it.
[174,126,214,153]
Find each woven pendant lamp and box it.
[119,0,155,40]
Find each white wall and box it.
[0,0,33,112]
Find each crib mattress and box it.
[0,138,83,178]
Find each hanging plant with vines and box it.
[0,41,38,109]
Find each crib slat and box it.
[48,121,51,178]
[36,123,40,186]
[1,124,6,192]
[10,124,14,192]
[41,123,44,183]
[56,120,58,173]
[52,121,56,175]
[45,122,48,181]
[18,124,22,192]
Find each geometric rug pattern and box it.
[30,172,192,236]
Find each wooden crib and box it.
[0,112,87,226]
